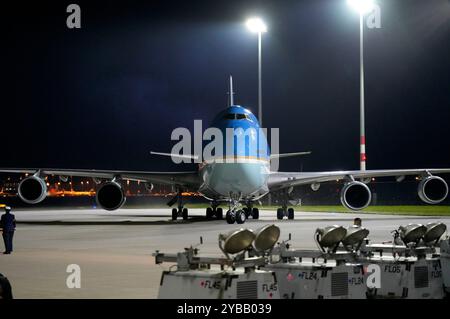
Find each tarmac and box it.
[0,208,449,298]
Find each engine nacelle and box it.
[59,175,69,183]
[96,181,126,211]
[18,176,48,204]
[418,176,448,204]
[340,181,372,211]
[145,183,154,192]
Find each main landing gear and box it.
[225,200,260,225]
[276,207,295,220]
[206,202,223,220]
[276,189,295,220]
[170,189,189,221]
[243,203,259,220]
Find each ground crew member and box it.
[0,206,16,254]
[0,273,13,299]
[353,217,362,227]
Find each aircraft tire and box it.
[288,208,294,220]
[171,208,178,221]
[236,210,246,224]
[252,208,259,219]
[206,207,213,219]
[226,210,235,224]
[277,208,284,220]
[216,208,223,220]
[243,207,250,218]
[182,208,188,220]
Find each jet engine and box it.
[96,181,126,211]
[18,175,48,204]
[145,183,154,192]
[418,175,448,204]
[340,181,372,211]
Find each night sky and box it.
[2,0,450,173]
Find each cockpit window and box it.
[223,113,236,120]
[223,113,250,120]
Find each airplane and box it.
[1,76,449,224]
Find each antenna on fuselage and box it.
[228,75,235,107]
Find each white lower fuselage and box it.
[198,158,270,201]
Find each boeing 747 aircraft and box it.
[1,78,449,224]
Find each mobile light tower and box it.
[347,0,375,171]
[246,17,267,126]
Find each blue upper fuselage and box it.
[198,105,270,200]
[208,105,270,160]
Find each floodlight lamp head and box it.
[219,228,255,257]
[423,222,447,245]
[315,225,347,252]
[398,224,427,245]
[342,226,370,250]
[253,224,281,253]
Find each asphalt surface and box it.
[1,208,449,298]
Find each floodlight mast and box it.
[246,17,267,126]
[359,12,366,171]
[347,0,375,171]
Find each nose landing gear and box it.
[225,197,247,224]
[224,198,259,224]
[226,209,246,224]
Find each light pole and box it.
[347,0,374,171]
[246,17,267,126]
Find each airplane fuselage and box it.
[197,105,270,202]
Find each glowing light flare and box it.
[347,0,375,14]
[246,17,267,33]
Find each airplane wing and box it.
[268,168,450,191]
[0,168,201,187]
[270,151,311,159]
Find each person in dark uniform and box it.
[0,206,16,254]
[353,217,362,227]
[0,273,13,299]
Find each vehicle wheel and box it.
[277,208,284,220]
[216,207,223,220]
[226,210,235,224]
[182,208,188,220]
[206,207,213,219]
[236,210,246,224]
[252,208,259,219]
[288,208,294,220]
[172,208,178,220]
